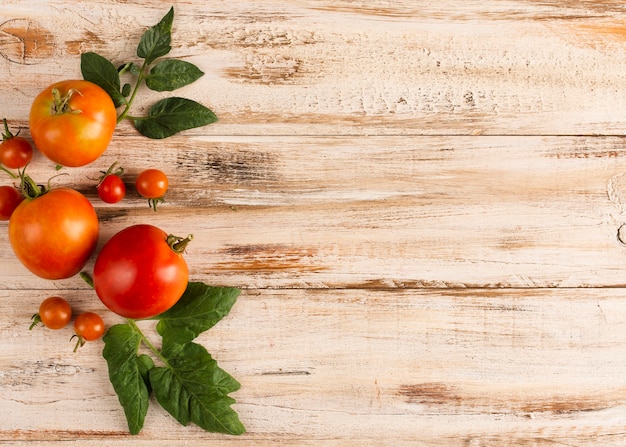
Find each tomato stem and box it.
[167,234,193,254]
[29,314,42,330]
[51,88,83,115]
[116,60,148,124]
[71,334,86,352]
[80,271,95,289]
[0,164,18,180]
[127,319,170,367]
[18,168,46,199]
[1,118,17,140]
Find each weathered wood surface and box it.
[2,1,626,445]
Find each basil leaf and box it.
[132,97,217,139]
[102,324,153,435]
[80,52,126,108]
[145,59,204,92]
[156,282,240,346]
[149,342,245,435]
[137,7,174,65]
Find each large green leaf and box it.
[137,7,174,65]
[156,282,240,346]
[80,52,125,108]
[149,342,245,435]
[132,97,217,139]
[145,59,204,92]
[102,324,154,435]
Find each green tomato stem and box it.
[117,60,148,124]
[0,164,18,179]
[127,319,170,368]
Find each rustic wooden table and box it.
[2,1,626,445]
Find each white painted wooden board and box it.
[1,1,626,445]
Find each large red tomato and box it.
[29,80,117,167]
[9,188,99,279]
[93,224,190,319]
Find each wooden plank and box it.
[1,135,625,289]
[1,287,626,445]
[2,1,626,135]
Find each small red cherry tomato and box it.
[30,296,72,330]
[0,118,33,169]
[98,174,126,204]
[0,185,23,220]
[73,312,105,352]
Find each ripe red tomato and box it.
[73,312,105,352]
[135,168,168,198]
[93,224,190,319]
[0,119,33,169]
[98,174,126,204]
[9,188,99,279]
[0,185,23,220]
[30,296,72,330]
[29,80,117,167]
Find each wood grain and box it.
[2,1,626,445]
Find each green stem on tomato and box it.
[0,164,18,179]
[116,60,148,125]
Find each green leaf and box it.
[102,324,154,435]
[145,59,204,92]
[156,282,240,346]
[149,342,245,435]
[132,97,218,139]
[81,52,126,108]
[137,7,174,65]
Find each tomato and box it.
[0,119,33,169]
[9,188,99,279]
[136,168,168,198]
[30,296,72,330]
[73,312,105,351]
[29,80,117,167]
[0,185,23,220]
[93,224,191,319]
[135,168,168,210]
[98,174,126,203]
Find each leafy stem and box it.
[116,60,148,125]
[81,6,216,139]
[127,318,169,366]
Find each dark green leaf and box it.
[156,282,240,346]
[137,7,174,65]
[145,59,204,92]
[122,83,132,97]
[132,97,217,139]
[102,324,153,435]
[81,52,126,108]
[149,342,245,435]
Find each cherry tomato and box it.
[93,224,191,319]
[73,312,105,352]
[98,174,126,204]
[29,80,117,167]
[136,168,168,198]
[0,119,33,169]
[136,168,168,210]
[30,296,72,330]
[9,187,99,279]
[0,185,23,220]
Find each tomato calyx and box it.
[29,313,44,330]
[51,88,83,115]
[2,118,20,140]
[167,233,193,254]
[94,161,124,188]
